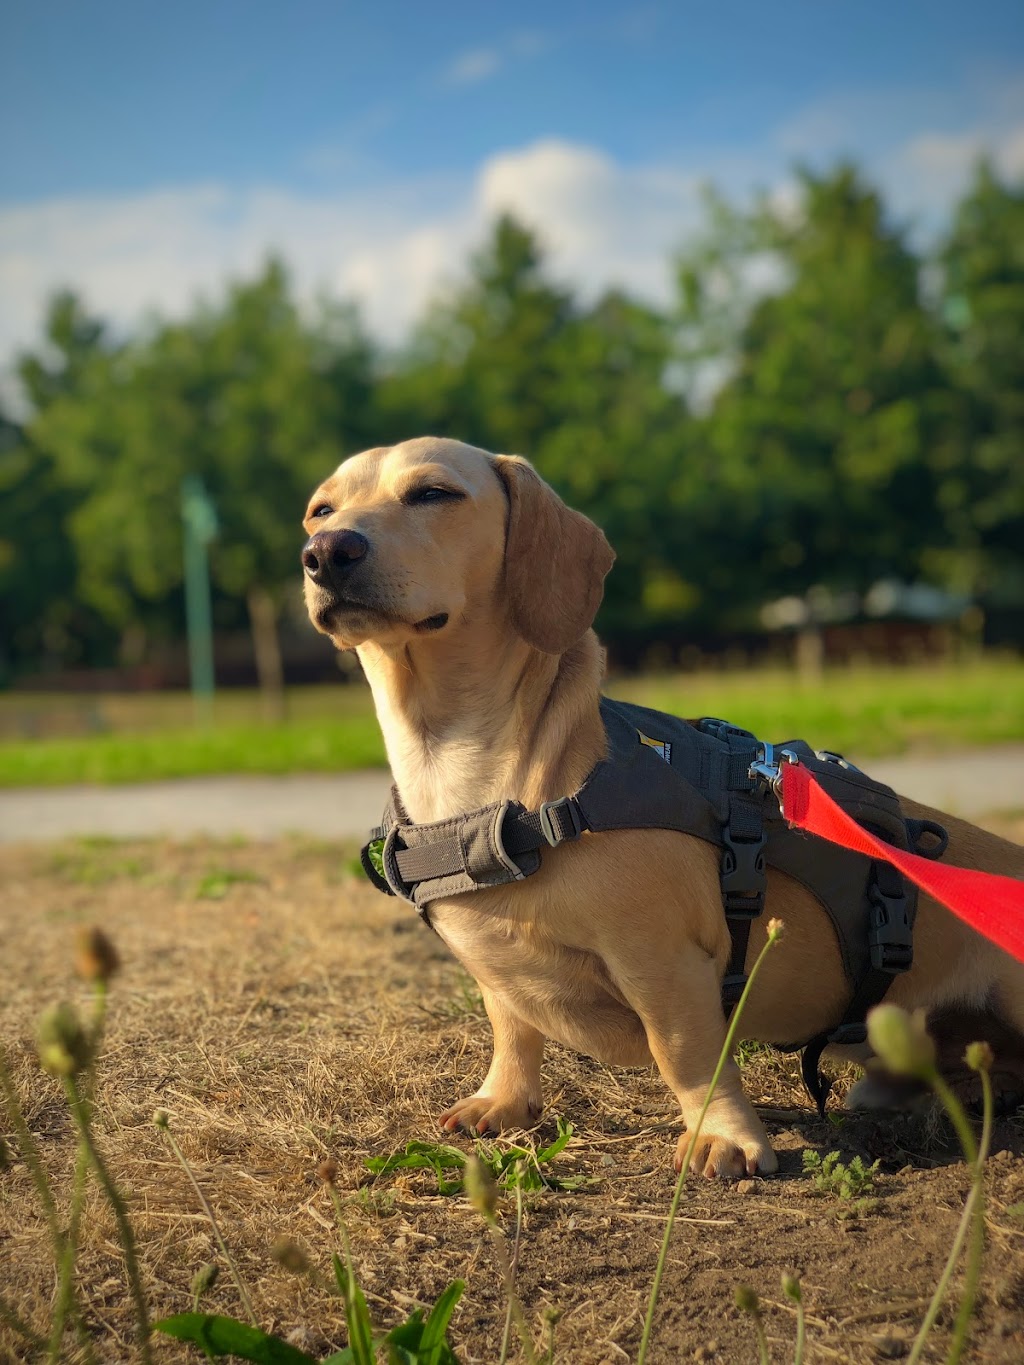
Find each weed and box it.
[0,928,466,1365]
[465,1156,535,1365]
[802,1149,880,1215]
[352,1185,398,1217]
[781,1273,805,1365]
[364,1118,592,1195]
[154,1108,257,1324]
[637,916,786,1365]
[47,841,149,886]
[194,867,264,899]
[734,1285,771,1365]
[734,1038,772,1066]
[429,973,485,1020]
[867,1009,996,1365]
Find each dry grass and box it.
[2,834,1023,1363]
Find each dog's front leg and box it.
[440,984,544,1135]
[611,942,778,1179]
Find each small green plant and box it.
[782,1273,805,1365]
[637,916,787,1365]
[154,1109,257,1324]
[464,1156,536,1365]
[802,1149,880,1214]
[867,1007,995,1365]
[434,974,485,1020]
[48,840,148,886]
[154,1160,466,1364]
[734,1284,771,1365]
[364,838,386,880]
[0,926,151,1363]
[194,867,264,899]
[734,1038,772,1065]
[364,1118,590,1195]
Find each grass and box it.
[0,657,1021,786]
[2,835,1022,1362]
[613,655,1024,758]
[0,715,386,787]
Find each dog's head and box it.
[302,437,614,654]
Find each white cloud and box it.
[0,142,704,371]
[438,28,551,89]
[441,48,501,87]
[2,70,1022,379]
[478,139,699,300]
[773,71,1024,227]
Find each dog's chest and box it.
[428,897,651,1065]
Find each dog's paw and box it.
[676,1130,779,1180]
[440,1094,540,1136]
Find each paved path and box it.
[1,749,1021,844]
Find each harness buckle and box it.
[698,716,757,743]
[720,824,767,916]
[721,973,748,1006]
[828,1021,868,1047]
[538,796,584,847]
[867,865,914,974]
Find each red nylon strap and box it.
[781,761,1024,964]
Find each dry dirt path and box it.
[1,745,1022,843]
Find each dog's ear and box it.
[493,455,615,654]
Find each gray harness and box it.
[361,697,948,1112]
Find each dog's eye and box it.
[310,504,333,518]
[405,486,465,506]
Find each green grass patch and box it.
[0,716,386,787]
[610,657,1024,758]
[0,658,1020,785]
[193,868,265,900]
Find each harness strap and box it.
[799,854,914,1114]
[367,788,587,913]
[699,720,768,1009]
[394,798,585,882]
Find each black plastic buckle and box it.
[721,973,748,1006]
[538,796,583,847]
[827,1021,868,1047]
[868,867,914,973]
[698,716,756,743]
[720,826,767,916]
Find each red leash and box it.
[780,761,1024,964]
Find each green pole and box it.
[180,475,218,724]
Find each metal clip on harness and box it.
[747,742,800,810]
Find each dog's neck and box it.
[357,627,607,823]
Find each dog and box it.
[301,436,1024,1178]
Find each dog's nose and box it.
[302,529,369,586]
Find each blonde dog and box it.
[302,437,1024,1178]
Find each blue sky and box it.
[1,1,1022,365]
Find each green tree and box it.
[3,295,118,679]
[380,214,575,453]
[937,162,1024,609]
[382,216,693,652]
[689,166,950,627]
[26,263,376,704]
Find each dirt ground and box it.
[2,829,1023,1365]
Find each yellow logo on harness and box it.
[637,730,672,764]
